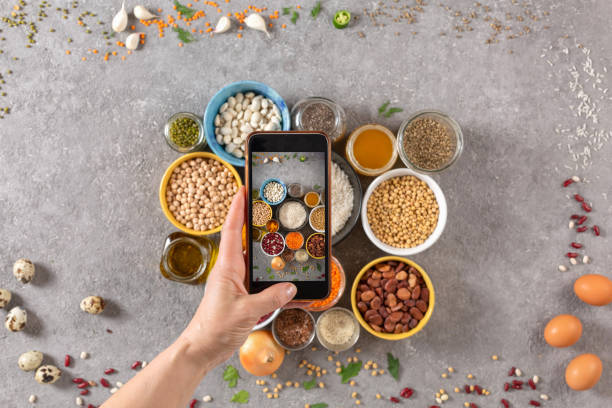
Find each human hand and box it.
[180,186,296,367]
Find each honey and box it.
[353,129,393,169]
[160,232,218,284]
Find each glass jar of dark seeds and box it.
[291,97,347,142]
[164,112,206,153]
[396,110,463,173]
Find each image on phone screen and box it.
[247,133,330,300]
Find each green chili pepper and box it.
[333,10,350,29]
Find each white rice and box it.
[331,162,354,236]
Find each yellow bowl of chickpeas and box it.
[159,152,243,236]
[361,168,447,256]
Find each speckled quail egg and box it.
[18,351,43,371]
[5,306,27,332]
[80,296,105,314]
[13,258,35,284]
[35,365,62,384]
[0,288,11,308]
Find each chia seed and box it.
[301,102,336,137]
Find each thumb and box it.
[245,283,297,319]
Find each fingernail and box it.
[285,283,297,298]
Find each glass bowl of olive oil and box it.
[160,232,218,284]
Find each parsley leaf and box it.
[378,100,390,114]
[316,263,322,271]
[223,365,240,388]
[387,353,399,380]
[311,2,321,18]
[383,107,403,118]
[231,390,250,404]
[173,26,196,43]
[291,10,299,24]
[302,266,310,272]
[282,7,292,15]
[339,361,362,383]
[303,378,317,390]
[313,184,321,190]
[310,404,328,408]
[174,0,196,19]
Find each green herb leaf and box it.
[316,263,322,271]
[383,107,403,118]
[313,184,321,190]
[311,1,321,18]
[223,365,240,388]
[378,100,390,114]
[282,7,292,15]
[266,267,271,272]
[302,266,310,272]
[268,275,275,279]
[303,378,317,390]
[253,265,259,269]
[293,153,297,158]
[231,390,250,404]
[387,352,399,380]
[291,10,299,24]
[339,361,362,383]
[173,26,196,43]
[174,0,196,19]
[310,404,328,408]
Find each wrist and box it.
[171,331,217,378]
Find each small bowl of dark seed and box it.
[164,112,206,153]
[396,110,463,173]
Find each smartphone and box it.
[246,131,331,300]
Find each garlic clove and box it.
[245,13,270,38]
[133,5,157,20]
[112,1,128,33]
[214,16,232,34]
[125,32,142,50]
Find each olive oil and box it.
[160,232,218,284]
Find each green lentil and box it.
[169,117,200,148]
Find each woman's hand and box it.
[179,186,297,367]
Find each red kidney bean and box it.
[474,385,483,395]
[80,389,89,396]
[571,242,583,248]
[567,252,579,258]
[574,193,584,202]
[87,405,96,408]
[400,387,413,398]
[189,399,197,408]
[577,215,587,225]
[593,225,600,236]
[503,382,510,391]
[100,378,110,388]
[528,378,536,390]
[508,367,516,376]
[77,382,89,389]
[64,355,71,367]
[465,385,471,393]
[582,202,592,212]
[131,361,142,370]
[390,396,400,403]
[501,399,510,408]
[104,368,116,375]
[72,378,85,384]
[529,401,541,407]
[570,214,580,219]
[563,179,574,187]
[576,226,588,232]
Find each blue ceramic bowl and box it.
[259,178,287,205]
[204,81,290,167]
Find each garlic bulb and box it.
[214,16,231,34]
[133,5,157,20]
[112,1,128,33]
[125,32,142,50]
[245,13,269,38]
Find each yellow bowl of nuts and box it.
[351,256,435,341]
[361,168,447,256]
[159,152,242,236]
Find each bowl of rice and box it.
[331,152,362,245]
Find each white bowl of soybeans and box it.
[361,168,447,256]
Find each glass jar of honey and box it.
[160,232,219,284]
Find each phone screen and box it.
[247,132,330,300]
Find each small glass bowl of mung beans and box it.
[164,112,206,153]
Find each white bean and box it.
[263,122,276,131]
[228,96,236,107]
[236,111,243,120]
[214,114,221,127]
[251,111,261,123]
[216,135,223,144]
[235,92,244,103]
[235,103,242,112]
[261,99,269,109]
[240,123,253,133]
[222,112,233,123]
[232,136,242,144]
[234,149,244,158]
[219,102,228,113]
[231,127,238,138]
[249,98,261,112]
[272,105,280,117]
[244,110,252,121]
[241,99,249,110]
[223,135,232,144]
[214,128,220,136]
[240,132,249,140]
[231,119,238,127]
[245,92,255,99]
[225,142,237,153]
[220,127,232,136]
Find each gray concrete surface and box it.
[1,0,612,407]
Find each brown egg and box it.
[565,353,603,391]
[544,314,582,348]
[574,274,612,306]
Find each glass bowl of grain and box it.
[396,110,463,173]
[291,97,347,142]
